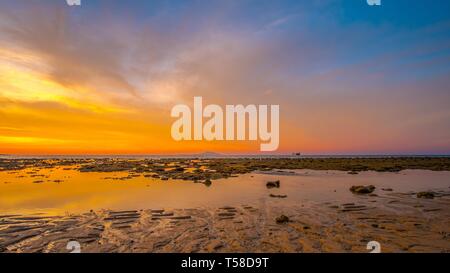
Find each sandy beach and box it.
[1,193,449,253]
[1,158,449,253]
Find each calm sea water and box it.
[1,166,449,215]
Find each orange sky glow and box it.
[1,1,449,155]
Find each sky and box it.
[0,0,449,155]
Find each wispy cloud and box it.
[0,0,449,154]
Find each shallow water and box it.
[0,167,449,215]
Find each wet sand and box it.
[1,159,450,253]
[1,192,449,253]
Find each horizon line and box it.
[1,152,450,158]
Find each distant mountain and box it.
[196,151,224,158]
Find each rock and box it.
[269,194,287,198]
[275,215,289,224]
[348,171,359,175]
[204,179,212,186]
[417,191,435,199]
[266,180,280,189]
[350,185,376,194]
[382,188,393,191]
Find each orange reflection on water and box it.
[1,167,450,216]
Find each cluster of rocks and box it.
[76,159,233,182]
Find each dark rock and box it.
[275,215,289,224]
[350,185,376,194]
[204,179,212,186]
[382,188,393,191]
[269,194,287,198]
[266,180,280,189]
[417,191,435,199]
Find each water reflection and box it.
[0,166,449,215]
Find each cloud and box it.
[0,0,449,154]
